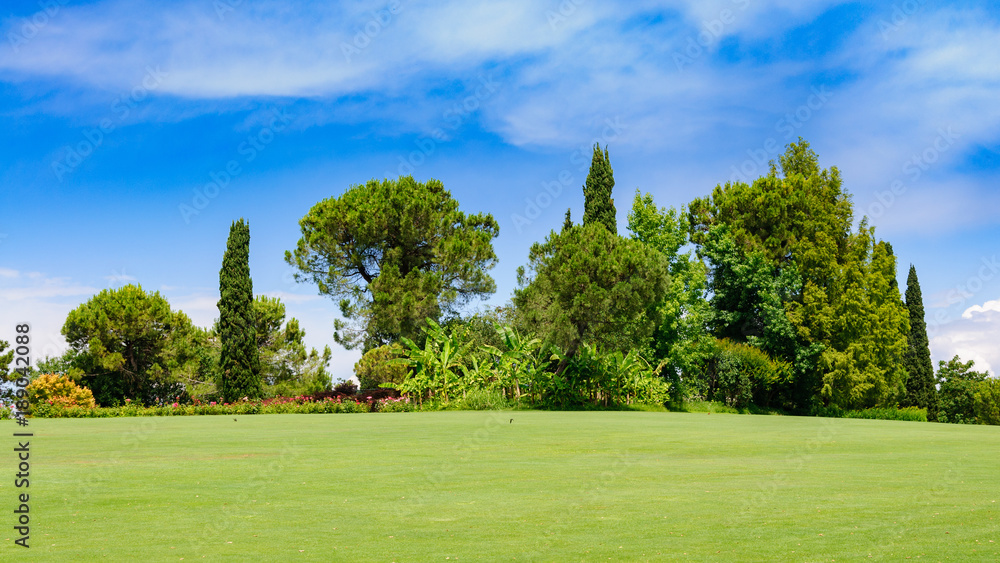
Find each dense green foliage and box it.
[974,378,1000,425]
[0,339,15,404]
[626,191,715,400]
[514,222,669,374]
[42,288,329,407]
[23,138,996,424]
[902,265,938,418]
[354,343,409,390]
[687,140,910,412]
[285,176,500,351]
[936,356,992,424]
[811,404,929,422]
[61,285,203,406]
[703,339,790,409]
[582,143,617,234]
[391,317,670,410]
[218,219,261,402]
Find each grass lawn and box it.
[1,411,998,561]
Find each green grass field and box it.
[1,411,998,561]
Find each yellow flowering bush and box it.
[27,373,97,409]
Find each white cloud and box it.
[930,297,1000,376]
[963,299,1000,319]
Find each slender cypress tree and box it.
[902,264,937,419]
[219,218,260,401]
[562,208,573,232]
[583,144,617,235]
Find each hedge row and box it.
[813,405,928,422]
[4,395,417,419]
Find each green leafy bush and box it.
[456,388,512,411]
[812,405,927,422]
[354,343,409,391]
[704,339,789,409]
[973,378,1000,425]
[936,356,989,424]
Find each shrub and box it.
[936,356,989,424]
[354,343,409,391]
[973,379,1000,426]
[705,340,789,409]
[28,395,373,418]
[376,396,416,413]
[812,405,927,422]
[27,373,97,409]
[456,388,511,411]
[333,379,358,395]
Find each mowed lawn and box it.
[1,411,998,561]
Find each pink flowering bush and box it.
[376,396,415,413]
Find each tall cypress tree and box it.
[583,143,617,235]
[219,218,260,401]
[902,264,937,419]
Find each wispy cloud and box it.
[0,269,100,359]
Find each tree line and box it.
[2,138,997,422]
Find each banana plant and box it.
[481,323,547,399]
[396,319,473,403]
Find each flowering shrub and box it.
[376,396,415,413]
[27,373,97,409]
[29,395,372,418]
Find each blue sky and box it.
[1,0,998,381]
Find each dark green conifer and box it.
[219,218,260,401]
[583,144,617,235]
[902,264,937,419]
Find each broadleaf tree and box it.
[627,190,715,397]
[285,176,500,351]
[936,356,990,424]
